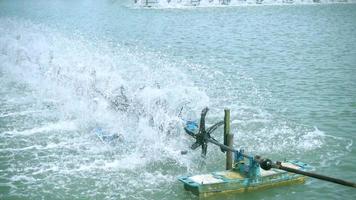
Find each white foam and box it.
[0,110,44,118]
[296,126,325,150]
[2,121,77,137]
[10,175,37,183]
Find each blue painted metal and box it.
[183,120,198,137]
[234,150,261,178]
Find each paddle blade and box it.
[191,142,201,150]
[202,143,207,157]
[206,121,224,134]
[184,127,197,138]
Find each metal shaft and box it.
[206,138,356,188]
[275,164,356,188]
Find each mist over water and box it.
[1,1,356,200]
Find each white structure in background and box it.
[134,0,353,7]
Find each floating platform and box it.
[179,160,308,197]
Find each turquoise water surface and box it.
[1,1,356,199]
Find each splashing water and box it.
[0,18,211,199]
[0,2,355,199]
